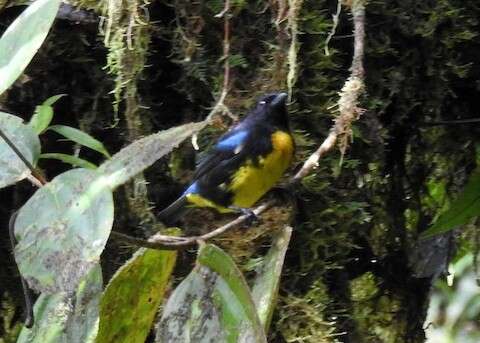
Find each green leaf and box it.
[48,125,111,158]
[0,0,62,95]
[14,168,114,293]
[43,93,66,106]
[29,105,53,134]
[40,153,97,169]
[422,170,480,239]
[251,226,292,330]
[29,94,65,134]
[99,121,205,190]
[96,238,178,343]
[0,111,41,189]
[17,264,102,343]
[156,244,267,343]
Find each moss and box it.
[350,272,378,302]
[274,280,340,343]
[350,272,407,343]
[0,295,22,343]
[217,202,295,268]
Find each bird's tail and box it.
[158,195,189,225]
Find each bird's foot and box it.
[229,206,259,227]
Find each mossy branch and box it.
[286,0,304,100]
[294,0,365,180]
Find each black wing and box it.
[192,128,249,181]
[192,147,245,186]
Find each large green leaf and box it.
[422,170,480,239]
[0,111,40,188]
[17,264,102,343]
[156,244,267,343]
[99,121,205,190]
[251,226,292,330]
[96,240,178,343]
[0,0,61,95]
[48,125,111,158]
[14,168,114,293]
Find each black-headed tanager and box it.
[159,92,294,223]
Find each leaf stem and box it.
[0,127,47,186]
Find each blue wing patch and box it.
[216,130,249,151]
[183,181,199,195]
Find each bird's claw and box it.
[229,206,259,227]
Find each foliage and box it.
[47,125,111,158]
[97,244,177,343]
[0,0,61,95]
[0,111,40,188]
[157,244,267,343]
[29,94,65,135]
[17,265,102,343]
[38,153,97,170]
[422,170,480,238]
[251,226,292,330]
[14,168,114,293]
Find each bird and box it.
[158,92,294,224]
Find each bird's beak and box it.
[271,92,288,108]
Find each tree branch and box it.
[112,202,271,250]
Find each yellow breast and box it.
[229,130,294,208]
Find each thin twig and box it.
[0,127,47,186]
[111,0,367,251]
[213,0,231,118]
[110,231,188,250]
[220,0,231,104]
[324,0,342,56]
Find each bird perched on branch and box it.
[159,92,294,224]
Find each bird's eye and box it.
[259,101,266,105]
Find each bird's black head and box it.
[253,92,289,129]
